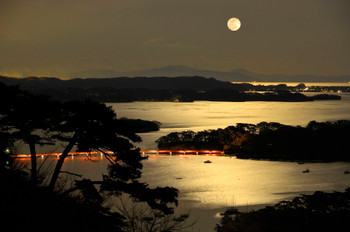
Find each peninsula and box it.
[156,120,350,162]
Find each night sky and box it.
[1,0,349,78]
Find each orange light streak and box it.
[13,151,114,159]
[13,150,225,159]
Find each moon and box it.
[227,17,241,31]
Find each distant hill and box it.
[1,75,343,102]
[69,65,350,83]
[69,65,256,82]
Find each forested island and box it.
[0,75,342,102]
[216,188,350,232]
[156,120,350,162]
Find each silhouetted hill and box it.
[69,65,256,82]
[69,65,350,82]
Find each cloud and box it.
[142,37,166,46]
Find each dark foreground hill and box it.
[0,75,235,90]
[216,188,350,232]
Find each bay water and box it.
[17,91,350,231]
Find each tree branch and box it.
[60,170,83,178]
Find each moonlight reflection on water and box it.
[108,94,350,149]
[47,154,350,208]
[54,154,350,231]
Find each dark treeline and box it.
[156,120,350,162]
[1,75,350,92]
[216,188,350,232]
[18,88,341,102]
[0,75,342,102]
[28,88,339,102]
[0,75,234,90]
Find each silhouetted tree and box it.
[0,83,60,184]
[1,83,180,229]
[114,197,194,232]
[0,131,14,173]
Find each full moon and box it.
[227,17,241,31]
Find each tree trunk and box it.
[29,140,37,185]
[49,132,77,191]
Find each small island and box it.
[156,120,350,162]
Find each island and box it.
[156,120,350,162]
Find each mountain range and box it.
[69,65,350,83]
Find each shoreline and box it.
[232,81,350,87]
